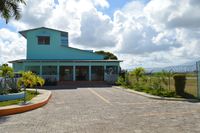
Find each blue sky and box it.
[0,18,16,31]
[100,0,150,17]
[0,0,200,69]
[99,0,134,17]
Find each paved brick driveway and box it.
[1,86,200,133]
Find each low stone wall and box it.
[0,89,52,116]
[0,92,25,102]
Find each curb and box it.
[113,86,200,102]
[0,89,52,116]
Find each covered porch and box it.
[11,60,121,83]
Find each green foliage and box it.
[130,79,176,97]
[116,76,127,86]
[154,70,173,86]
[0,80,7,95]
[0,0,26,23]
[18,71,36,88]
[36,76,45,87]
[118,67,177,97]
[7,78,19,93]
[0,64,14,78]
[130,67,145,82]
[0,64,19,94]
[95,51,118,60]
[0,80,3,90]
[17,71,45,88]
[116,71,130,87]
[148,88,176,97]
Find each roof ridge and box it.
[19,27,68,38]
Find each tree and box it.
[17,71,44,89]
[95,51,118,60]
[17,71,36,88]
[0,64,14,77]
[130,67,145,82]
[0,0,26,23]
[17,71,45,103]
[0,64,14,89]
[35,76,45,94]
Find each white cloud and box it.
[11,0,111,47]
[11,0,55,30]
[0,29,26,64]
[115,0,200,69]
[113,1,180,55]
[73,8,117,48]
[1,0,200,69]
[92,0,109,8]
[144,0,200,29]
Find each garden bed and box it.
[0,90,38,107]
[0,91,25,101]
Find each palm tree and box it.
[0,64,14,89]
[0,0,26,23]
[17,71,45,103]
[0,64,14,78]
[130,67,145,82]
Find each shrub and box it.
[129,67,145,82]
[18,71,36,88]
[116,76,126,86]
[36,76,45,87]
[117,67,178,97]
[173,74,186,95]
[0,64,14,78]
[149,88,176,97]
[0,79,6,95]
[7,78,19,93]
[0,64,23,94]
[17,71,45,88]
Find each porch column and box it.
[89,65,91,81]
[23,64,25,71]
[39,65,42,76]
[57,65,60,81]
[118,66,120,75]
[73,65,76,81]
[104,65,107,81]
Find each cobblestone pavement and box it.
[1,86,200,133]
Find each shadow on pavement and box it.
[41,81,113,90]
[0,116,10,124]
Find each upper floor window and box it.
[61,32,68,46]
[38,36,50,45]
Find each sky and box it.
[0,0,200,69]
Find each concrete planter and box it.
[0,92,25,102]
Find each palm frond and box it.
[0,0,26,23]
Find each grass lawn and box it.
[0,90,38,107]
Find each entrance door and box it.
[76,66,89,81]
[91,66,104,81]
[60,66,73,81]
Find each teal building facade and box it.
[9,27,121,83]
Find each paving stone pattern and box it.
[1,87,200,133]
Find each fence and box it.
[196,61,200,98]
[123,68,198,98]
